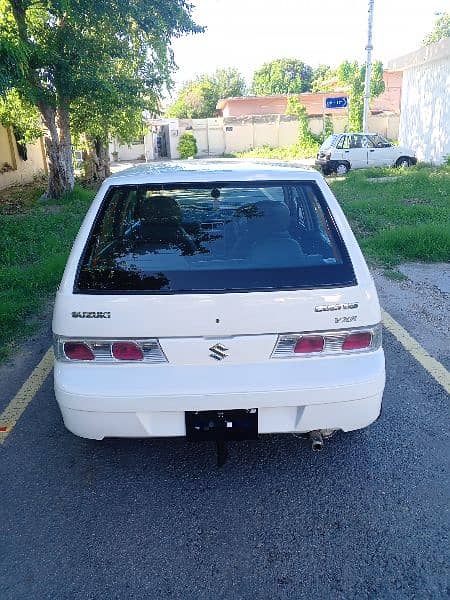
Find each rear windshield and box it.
[75,181,356,294]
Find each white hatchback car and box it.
[316,133,417,175]
[52,160,385,453]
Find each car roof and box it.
[105,159,320,186]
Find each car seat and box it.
[241,201,304,266]
[139,195,195,255]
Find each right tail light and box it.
[272,325,381,358]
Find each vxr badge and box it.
[209,343,229,361]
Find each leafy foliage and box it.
[178,132,197,158]
[286,95,332,150]
[323,115,334,139]
[0,0,202,195]
[311,65,336,92]
[423,12,449,45]
[310,59,385,132]
[336,60,384,131]
[285,96,310,141]
[250,58,313,95]
[0,89,42,143]
[167,68,246,118]
[214,68,247,100]
[1,0,202,106]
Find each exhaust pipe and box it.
[308,430,324,452]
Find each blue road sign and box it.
[325,96,348,109]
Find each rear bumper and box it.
[315,158,328,168]
[315,158,340,173]
[54,350,385,439]
[60,394,383,439]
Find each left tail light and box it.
[54,337,167,363]
[63,342,95,361]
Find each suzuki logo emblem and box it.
[209,343,229,361]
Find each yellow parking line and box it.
[382,309,450,395]
[0,347,54,445]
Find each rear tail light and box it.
[112,342,144,361]
[272,325,381,358]
[294,335,324,354]
[63,342,95,361]
[342,331,372,351]
[55,338,167,363]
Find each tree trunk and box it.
[40,104,75,199]
[84,137,111,183]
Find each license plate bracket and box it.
[185,409,258,441]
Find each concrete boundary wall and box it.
[110,113,399,161]
[171,113,399,159]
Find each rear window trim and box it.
[73,179,357,295]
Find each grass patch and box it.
[233,140,319,161]
[329,164,450,267]
[0,184,95,361]
[382,268,408,282]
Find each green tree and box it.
[337,60,385,131]
[167,68,246,119]
[423,12,449,45]
[167,77,217,119]
[214,67,246,99]
[71,60,159,182]
[311,65,336,92]
[0,0,201,197]
[251,58,313,96]
[0,89,42,144]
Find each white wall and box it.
[398,57,450,164]
[109,113,400,161]
[0,126,47,190]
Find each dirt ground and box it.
[373,262,450,369]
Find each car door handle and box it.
[369,149,375,152]
[344,150,349,153]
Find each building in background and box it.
[388,37,450,164]
[0,125,47,190]
[108,119,180,163]
[107,72,404,162]
[371,70,403,114]
[216,71,402,119]
[216,92,347,118]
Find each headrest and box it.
[141,196,181,226]
[247,201,290,234]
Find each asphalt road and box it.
[0,329,448,599]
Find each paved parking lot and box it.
[0,320,448,599]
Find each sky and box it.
[169,0,447,92]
